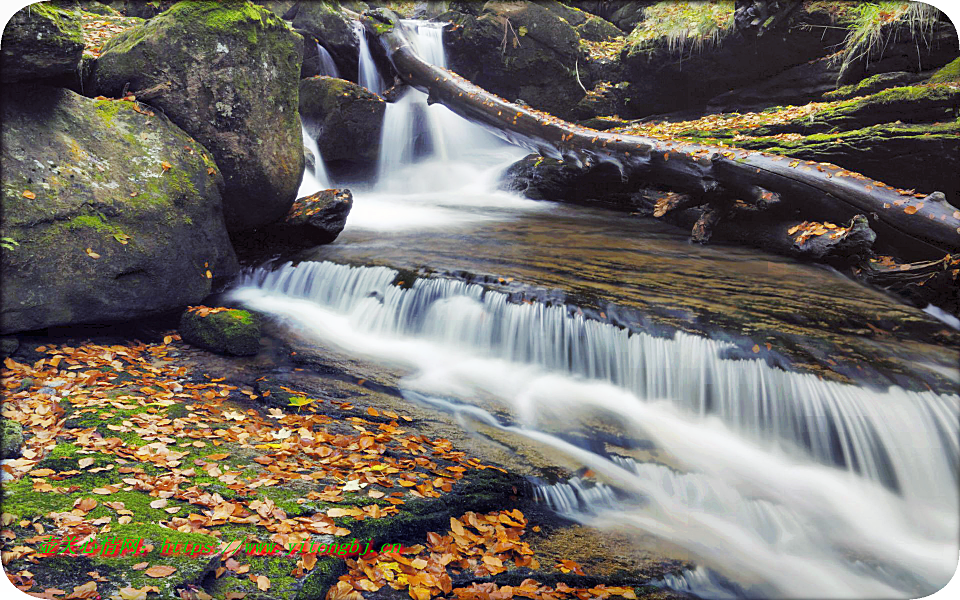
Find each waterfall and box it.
[297,121,330,197]
[232,260,959,597]
[354,21,385,95]
[375,21,509,186]
[315,41,339,78]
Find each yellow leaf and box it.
[161,161,172,172]
[205,270,213,279]
[85,248,101,259]
[22,190,36,199]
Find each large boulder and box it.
[0,85,238,334]
[0,419,24,459]
[299,76,385,179]
[1,2,84,83]
[290,1,360,81]
[441,0,587,119]
[619,1,848,118]
[90,0,305,232]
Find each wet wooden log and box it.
[364,10,960,261]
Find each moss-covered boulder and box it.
[290,0,360,81]
[90,0,305,232]
[0,85,238,335]
[1,2,84,83]
[299,76,385,179]
[576,14,622,41]
[0,419,24,459]
[619,1,849,117]
[929,57,960,84]
[179,307,261,356]
[440,0,586,119]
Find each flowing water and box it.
[264,20,959,599]
[315,42,339,78]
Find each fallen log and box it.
[363,10,960,261]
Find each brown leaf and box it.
[132,562,149,571]
[144,565,177,578]
[78,458,95,469]
[149,499,168,509]
[256,576,270,591]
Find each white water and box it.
[345,19,539,232]
[315,42,339,78]
[297,121,330,197]
[232,261,960,598]
[354,21,385,95]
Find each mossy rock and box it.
[929,57,960,84]
[0,85,238,335]
[299,77,385,179]
[290,0,359,81]
[179,307,262,356]
[1,2,84,83]
[823,71,925,101]
[577,14,623,41]
[90,0,305,232]
[0,418,24,459]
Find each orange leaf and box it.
[144,565,176,578]
[161,161,172,172]
[904,205,918,215]
[22,190,36,199]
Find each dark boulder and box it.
[619,1,848,118]
[290,1,360,82]
[299,76,386,179]
[1,2,84,83]
[0,419,24,459]
[501,154,645,210]
[231,189,353,262]
[179,307,261,356]
[0,85,238,335]
[90,0,305,232]
[441,0,587,119]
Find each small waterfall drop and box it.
[297,121,330,197]
[232,260,959,598]
[315,41,339,78]
[354,21,385,95]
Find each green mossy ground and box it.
[929,57,960,84]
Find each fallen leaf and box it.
[144,565,177,578]
[256,576,270,591]
[161,161,172,172]
[22,190,36,199]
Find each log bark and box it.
[363,10,960,261]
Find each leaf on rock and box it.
[144,565,177,578]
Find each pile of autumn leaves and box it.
[2,339,641,600]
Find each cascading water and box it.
[297,121,330,197]
[343,19,536,230]
[231,260,960,598]
[315,42,339,78]
[354,21,385,95]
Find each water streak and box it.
[315,41,339,78]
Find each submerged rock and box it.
[0,85,238,335]
[0,419,24,459]
[299,76,385,179]
[179,307,261,356]
[90,0,305,232]
[1,2,84,83]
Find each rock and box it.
[619,1,848,118]
[90,1,305,232]
[290,1,360,81]
[441,0,586,119]
[179,307,261,356]
[823,71,927,101]
[706,55,842,114]
[0,337,18,358]
[1,2,84,83]
[0,85,238,334]
[299,76,385,179]
[114,1,176,18]
[0,419,24,459]
[501,154,641,209]
[929,57,960,84]
[282,189,352,244]
[231,189,353,261]
[576,14,622,41]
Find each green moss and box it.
[28,2,84,45]
[929,57,960,84]
[625,0,734,55]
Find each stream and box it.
[234,20,959,600]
